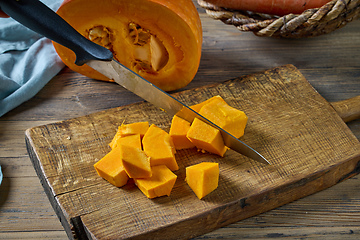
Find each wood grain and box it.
[25,65,360,239]
[1,3,360,239]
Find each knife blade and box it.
[0,0,270,164]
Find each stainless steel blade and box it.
[87,59,270,165]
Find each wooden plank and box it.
[25,65,360,239]
[0,231,68,239]
[197,175,360,239]
[0,176,65,232]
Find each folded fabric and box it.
[0,165,2,186]
[0,0,65,117]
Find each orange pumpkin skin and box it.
[53,0,202,91]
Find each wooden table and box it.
[1,3,359,239]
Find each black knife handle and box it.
[0,0,113,65]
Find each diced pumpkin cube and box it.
[109,128,122,149]
[94,147,129,187]
[186,118,227,157]
[190,95,226,113]
[134,165,177,199]
[118,121,149,138]
[142,124,179,171]
[186,162,219,199]
[120,144,152,179]
[199,97,248,138]
[109,134,142,150]
[169,115,195,150]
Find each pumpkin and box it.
[120,144,152,179]
[116,121,149,138]
[134,165,177,199]
[185,162,219,199]
[169,115,195,150]
[186,117,228,156]
[142,124,179,171]
[53,0,202,91]
[94,146,129,187]
[109,122,149,149]
[109,133,142,150]
[190,95,227,113]
[185,95,248,156]
[198,96,248,138]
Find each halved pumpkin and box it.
[53,0,202,91]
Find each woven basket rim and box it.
[198,0,360,38]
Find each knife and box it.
[0,0,270,165]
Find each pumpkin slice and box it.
[94,147,129,187]
[120,144,152,179]
[186,162,219,199]
[134,165,177,199]
[186,118,228,157]
[199,97,248,138]
[109,133,142,150]
[169,115,195,150]
[142,124,179,171]
[53,0,202,91]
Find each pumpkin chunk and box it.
[109,122,149,149]
[186,162,219,199]
[142,124,179,171]
[186,118,227,157]
[199,97,248,138]
[118,121,149,138]
[94,147,129,187]
[120,144,152,179]
[190,95,227,113]
[109,133,142,150]
[169,115,195,150]
[134,165,177,199]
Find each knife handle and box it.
[0,0,113,65]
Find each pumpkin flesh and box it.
[120,144,152,179]
[142,124,179,171]
[109,133,142,150]
[186,118,228,157]
[198,97,248,138]
[169,115,195,150]
[186,162,219,199]
[134,165,177,199]
[94,146,129,187]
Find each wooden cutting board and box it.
[25,64,360,240]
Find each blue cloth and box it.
[0,165,2,186]
[0,0,65,117]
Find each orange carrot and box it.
[203,0,331,16]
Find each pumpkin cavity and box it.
[128,22,169,74]
[86,25,114,51]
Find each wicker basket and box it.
[197,0,360,38]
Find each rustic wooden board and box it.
[25,65,360,240]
